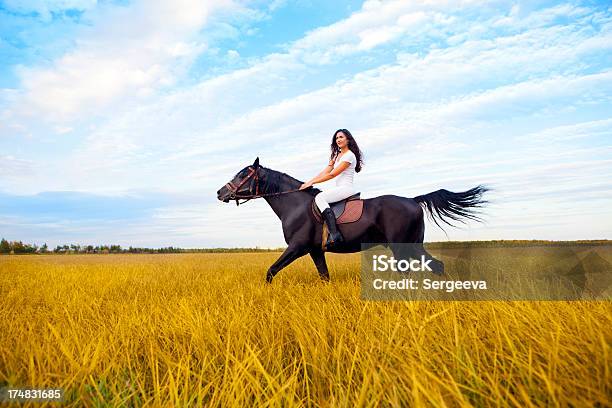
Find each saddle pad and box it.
[337,200,364,224]
[311,199,364,224]
[331,192,360,217]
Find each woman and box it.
[299,129,363,248]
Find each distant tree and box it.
[40,243,48,253]
[0,238,10,254]
[12,241,25,254]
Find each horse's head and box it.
[217,157,261,203]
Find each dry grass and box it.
[0,252,610,407]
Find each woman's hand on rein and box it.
[299,181,313,190]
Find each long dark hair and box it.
[330,129,363,173]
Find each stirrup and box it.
[325,230,344,249]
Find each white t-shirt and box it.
[333,150,357,187]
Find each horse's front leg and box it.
[265,245,308,283]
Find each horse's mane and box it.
[262,167,321,196]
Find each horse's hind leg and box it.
[382,201,444,275]
[409,210,444,275]
[412,243,444,275]
[388,243,444,276]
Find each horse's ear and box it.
[253,157,259,168]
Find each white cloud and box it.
[2,0,97,21]
[0,155,37,181]
[287,2,459,64]
[227,49,240,60]
[517,118,612,143]
[492,3,592,30]
[6,1,609,195]
[8,0,233,122]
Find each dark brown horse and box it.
[217,158,488,283]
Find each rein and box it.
[225,166,305,206]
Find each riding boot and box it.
[321,208,344,248]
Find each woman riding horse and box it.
[217,150,487,283]
[299,129,363,249]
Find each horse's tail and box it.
[413,185,489,230]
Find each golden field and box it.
[0,252,610,407]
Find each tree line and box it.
[1,238,609,255]
[0,239,285,254]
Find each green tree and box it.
[12,241,25,254]
[0,238,10,254]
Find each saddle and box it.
[311,193,364,224]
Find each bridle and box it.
[224,166,305,205]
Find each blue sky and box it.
[0,0,611,248]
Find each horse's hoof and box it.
[265,273,273,284]
[432,260,445,276]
